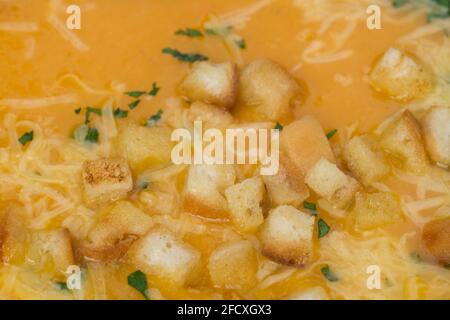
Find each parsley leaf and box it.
[74,107,82,114]
[128,99,141,110]
[113,108,128,118]
[235,38,246,49]
[85,107,102,124]
[274,122,283,131]
[85,127,99,143]
[127,270,150,300]
[125,91,147,98]
[145,109,163,127]
[148,82,160,96]
[326,129,338,140]
[55,281,71,291]
[18,131,34,146]
[303,201,318,215]
[321,265,339,282]
[318,218,330,238]
[162,47,208,62]
[392,0,408,8]
[175,28,203,37]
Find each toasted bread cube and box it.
[83,201,153,260]
[281,116,335,176]
[183,164,235,220]
[235,59,300,122]
[305,158,361,209]
[224,176,265,232]
[262,156,309,206]
[115,124,174,173]
[261,205,315,267]
[380,110,429,173]
[370,47,432,101]
[128,226,201,285]
[420,106,450,166]
[343,135,390,186]
[178,61,238,109]
[29,229,75,273]
[188,101,233,129]
[422,217,450,265]
[208,240,258,290]
[0,210,28,264]
[353,192,403,230]
[82,158,133,207]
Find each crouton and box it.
[281,116,335,176]
[234,59,300,122]
[128,226,201,286]
[422,217,450,265]
[115,124,174,173]
[343,135,390,186]
[28,229,75,273]
[183,164,235,220]
[178,61,238,109]
[353,192,403,230]
[380,110,429,173]
[261,205,315,267]
[305,158,361,209]
[420,106,450,166]
[188,101,233,129]
[262,155,309,207]
[82,158,133,207]
[0,209,28,264]
[369,47,433,101]
[224,176,265,232]
[208,240,257,290]
[82,201,153,260]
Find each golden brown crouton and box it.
[420,106,450,166]
[178,61,239,109]
[115,124,174,173]
[380,110,429,173]
[128,226,201,286]
[305,158,361,209]
[343,135,390,186]
[262,155,309,207]
[369,47,433,102]
[82,158,133,207]
[353,192,403,230]
[0,209,28,264]
[281,116,335,177]
[224,176,265,232]
[188,101,234,129]
[422,217,450,265]
[183,164,235,220]
[261,205,315,267]
[234,59,300,122]
[82,201,153,261]
[208,240,258,290]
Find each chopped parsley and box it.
[148,82,160,96]
[113,108,128,118]
[235,38,246,49]
[85,127,99,143]
[125,91,147,98]
[128,99,141,110]
[18,131,34,146]
[303,201,318,215]
[274,122,283,131]
[326,129,338,140]
[205,25,233,36]
[175,28,203,37]
[127,270,150,300]
[74,107,82,114]
[55,281,70,291]
[85,106,102,124]
[145,109,163,127]
[162,47,208,63]
[321,265,339,282]
[318,218,330,238]
[392,0,408,8]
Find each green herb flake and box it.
[235,38,246,49]
[146,109,163,127]
[175,28,203,37]
[303,201,317,215]
[321,265,339,282]
[125,91,147,98]
[274,122,283,131]
[55,281,70,291]
[85,127,99,143]
[392,0,408,8]
[318,218,330,238]
[113,108,128,118]
[85,106,102,124]
[162,47,208,63]
[127,270,150,300]
[18,131,34,146]
[74,107,82,114]
[128,99,141,110]
[148,82,160,96]
[326,129,338,140]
